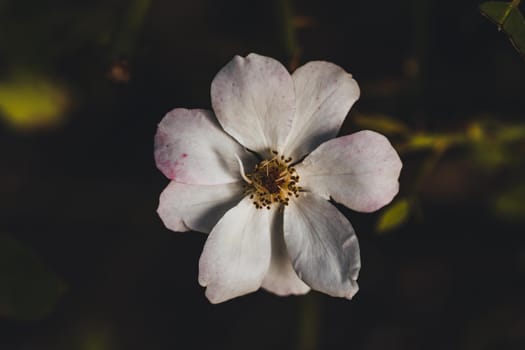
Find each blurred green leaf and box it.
[0,233,67,321]
[480,1,525,58]
[504,5,525,55]
[480,1,514,25]
[492,183,525,221]
[353,113,410,135]
[376,198,411,233]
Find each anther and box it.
[244,153,301,209]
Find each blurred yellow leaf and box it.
[353,113,410,135]
[376,198,411,234]
[0,73,70,130]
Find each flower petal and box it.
[211,53,295,156]
[261,210,310,296]
[283,61,360,161]
[154,108,255,185]
[296,130,402,213]
[198,197,272,303]
[283,193,360,299]
[157,181,245,233]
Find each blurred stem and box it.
[276,0,301,70]
[397,132,464,154]
[408,0,431,117]
[112,0,152,58]
[297,294,320,350]
[411,0,430,69]
[413,141,448,192]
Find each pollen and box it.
[242,151,301,209]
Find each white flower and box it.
[155,53,402,303]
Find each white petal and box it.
[157,181,245,233]
[154,108,256,185]
[211,53,295,157]
[296,130,402,213]
[283,61,360,161]
[198,197,272,303]
[261,210,310,296]
[283,193,360,299]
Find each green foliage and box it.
[364,116,525,233]
[0,233,67,321]
[376,198,412,233]
[480,0,525,58]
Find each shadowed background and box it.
[1,0,525,349]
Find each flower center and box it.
[240,151,301,209]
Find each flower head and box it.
[155,53,402,303]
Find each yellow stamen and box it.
[239,150,301,209]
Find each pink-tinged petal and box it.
[211,53,295,157]
[283,61,360,161]
[198,197,272,304]
[154,108,256,185]
[262,210,310,296]
[283,193,360,299]
[296,130,402,213]
[157,181,244,233]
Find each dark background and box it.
[1,0,525,349]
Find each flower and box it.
[155,53,402,303]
